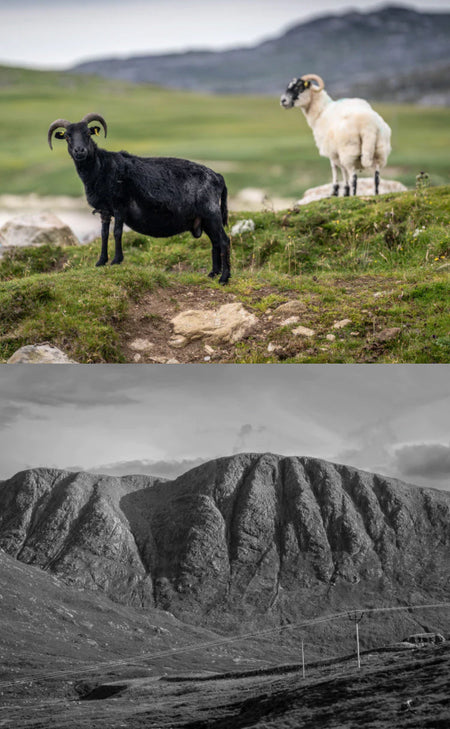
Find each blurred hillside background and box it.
[0,4,449,202]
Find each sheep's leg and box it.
[375,169,380,195]
[219,234,231,285]
[205,219,230,284]
[352,173,358,196]
[331,162,339,196]
[208,240,222,278]
[111,213,124,265]
[342,169,350,197]
[96,211,111,266]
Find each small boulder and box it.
[129,338,155,352]
[231,219,255,235]
[273,300,306,317]
[171,303,257,345]
[333,318,352,329]
[7,343,77,363]
[292,325,315,337]
[296,178,407,205]
[0,212,79,249]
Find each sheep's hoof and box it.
[111,257,124,265]
[95,258,108,267]
[219,276,230,285]
[208,270,220,278]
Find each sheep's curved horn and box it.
[47,118,71,150]
[81,112,107,138]
[301,74,325,92]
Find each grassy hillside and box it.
[0,65,449,199]
[0,185,448,364]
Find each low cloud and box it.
[77,457,209,480]
[232,424,267,454]
[393,442,450,480]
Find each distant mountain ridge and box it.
[1,453,449,642]
[71,6,450,104]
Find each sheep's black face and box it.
[280,78,309,108]
[56,122,100,162]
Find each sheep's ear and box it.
[54,131,66,140]
[89,126,101,136]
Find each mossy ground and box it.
[0,186,448,363]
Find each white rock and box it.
[326,334,336,341]
[7,343,77,363]
[231,219,255,235]
[204,344,215,355]
[333,318,352,329]
[171,303,257,344]
[292,326,315,338]
[281,316,300,327]
[166,358,180,364]
[168,335,189,349]
[0,212,79,249]
[273,300,306,317]
[296,178,408,205]
[129,338,155,352]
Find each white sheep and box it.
[280,74,392,197]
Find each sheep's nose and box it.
[280,95,288,107]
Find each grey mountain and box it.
[71,7,450,104]
[1,453,449,645]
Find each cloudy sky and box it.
[0,364,449,491]
[0,0,448,68]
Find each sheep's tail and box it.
[361,127,378,169]
[220,181,229,227]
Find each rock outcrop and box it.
[7,343,77,363]
[0,212,79,249]
[1,455,449,635]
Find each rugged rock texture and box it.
[7,343,77,364]
[71,8,450,103]
[170,303,257,346]
[0,212,79,249]
[1,455,449,636]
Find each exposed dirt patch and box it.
[119,276,402,363]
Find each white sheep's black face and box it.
[280,78,311,109]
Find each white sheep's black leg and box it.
[352,173,358,196]
[375,169,380,195]
[96,212,111,266]
[341,168,350,197]
[111,214,124,265]
[331,162,339,196]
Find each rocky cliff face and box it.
[1,455,449,635]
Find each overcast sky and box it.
[0,0,448,68]
[0,364,449,491]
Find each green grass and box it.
[0,186,448,363]
[0,65,449,198]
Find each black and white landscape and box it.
[0,364,449,727]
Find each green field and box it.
[0,65,449,198]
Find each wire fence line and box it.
[1,601,449,690]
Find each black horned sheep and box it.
[48,113,230,283]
